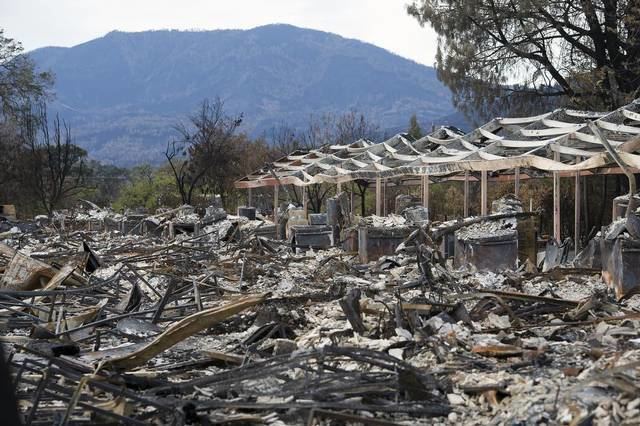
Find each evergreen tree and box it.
[407,0,640,120]
[408,114,423,140]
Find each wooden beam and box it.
[464,170,469,217]
[375,177,382,216]
[481,170,488,216]
[553,151,561,241]
[514,167,520,197]
[574,157,581,250]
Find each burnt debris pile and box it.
[2,197,640,425]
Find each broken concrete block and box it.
[237,206,256,220]
[358,226,412,263]
[291,225,332,250]
[308,213,327,225]
[454,230,518,272]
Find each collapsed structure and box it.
[2,101,640,425]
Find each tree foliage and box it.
[78,160,129,207]
[408,0,640,119]
[0,29,52,119]
[113,164,179,212]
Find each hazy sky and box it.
[0,0,438,66]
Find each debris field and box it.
[2,200,640,425]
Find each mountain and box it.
[30,24,460,166]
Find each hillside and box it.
[30,24,459,165]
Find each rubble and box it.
[2,200,640,425]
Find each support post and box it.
[383,179,387,216]
[481,170,488,216]
[553,151,561,241]
[302,186,308,217]
[375,177,382,216]
[337,181,342,194]
[247,188,252,207]
[514,167,520,197]
[273,185,279,226]
[422,175,430,220]
[463,171,469,217]
[574,157,581,250]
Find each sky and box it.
[0,0,438,66]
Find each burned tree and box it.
[0,29,53,211]
[353,179,369,216]
[165,98,243,205]
[304,111,379,213]
[20,104,87,215]
[262,112,379,213]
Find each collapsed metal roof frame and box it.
[235,99,640,242]
[235,100,640,188]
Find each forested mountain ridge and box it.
[30,24,458,165]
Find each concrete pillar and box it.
[375,177,382,216]
[574,158,581,250]
[553,151,561,241]
[514,167,520,197]
[481,170,488,216]
[463,171,469,217]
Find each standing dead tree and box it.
[21,103,87,215]
[264,111,379,213]
[165,98,242,205]
[305,111,379,213]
